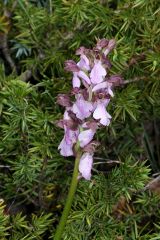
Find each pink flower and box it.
[58,137,74,156]
[58,110,79,156]
[90,60,106,84]
[58,126,79,157]
[79,153,93,180]
[65,127,78,145]
[77,55,90,71]
[78,128,95,147]
[93,102,111,126]
[72,95,93,120]
[92,81,114,97]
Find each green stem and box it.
[54,150,82,240]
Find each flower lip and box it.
[90,60,107,84]
[93,102,111,126]
[58,137,74,157]
[78,128,96,148]
[79,153,93,180]
[72,95,93,120]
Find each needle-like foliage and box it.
[0,0,160,239]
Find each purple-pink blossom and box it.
[57,39,123,180]
[78,128,96,147]
[93,103,112,126]
[79,153,93,180]
[90,60,106,84]
[72,95,93,120]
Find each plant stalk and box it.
[54,150,82,240]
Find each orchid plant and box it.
[54,39,122,239]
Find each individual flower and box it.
[58,136,74,157]
[77,52,90,71]
[78,128,96,147]
[65,60,90,87]
[93,101,112,126]
[90,60,106,84]
[58,110,79,156]
[72,95,93,120]
[79,153,93,180]
[92,81,113,97]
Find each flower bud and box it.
[64,60,80,72]
[57,94,72,107]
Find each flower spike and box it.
[57,39,123,180]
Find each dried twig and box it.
[0,4,18,74]
[122,76,146,85]
[144,175,160,194]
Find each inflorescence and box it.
[57,39,123,180]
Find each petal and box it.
[78,129,95,147]
[93,103,111,126]
[64,110,70,120]
[72,73,81,88]
[58,137,74,157]
[79,153,93,180]
[78,71,91,84]
[90,61,106,84]
[108,85,114,97]
[92,82,114,97]
[77,55,90,71]
[65,128,79,144]
[92,82,108,92]
[72,96,93,120]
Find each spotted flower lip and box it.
[77,54,90,71]
[93,102,112,126]
[58,136,74,157]
[57,39,121,180]
[90,60,106,84]
[78,128,96,148]
[79,153,93,180]
[72,95,93,120]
